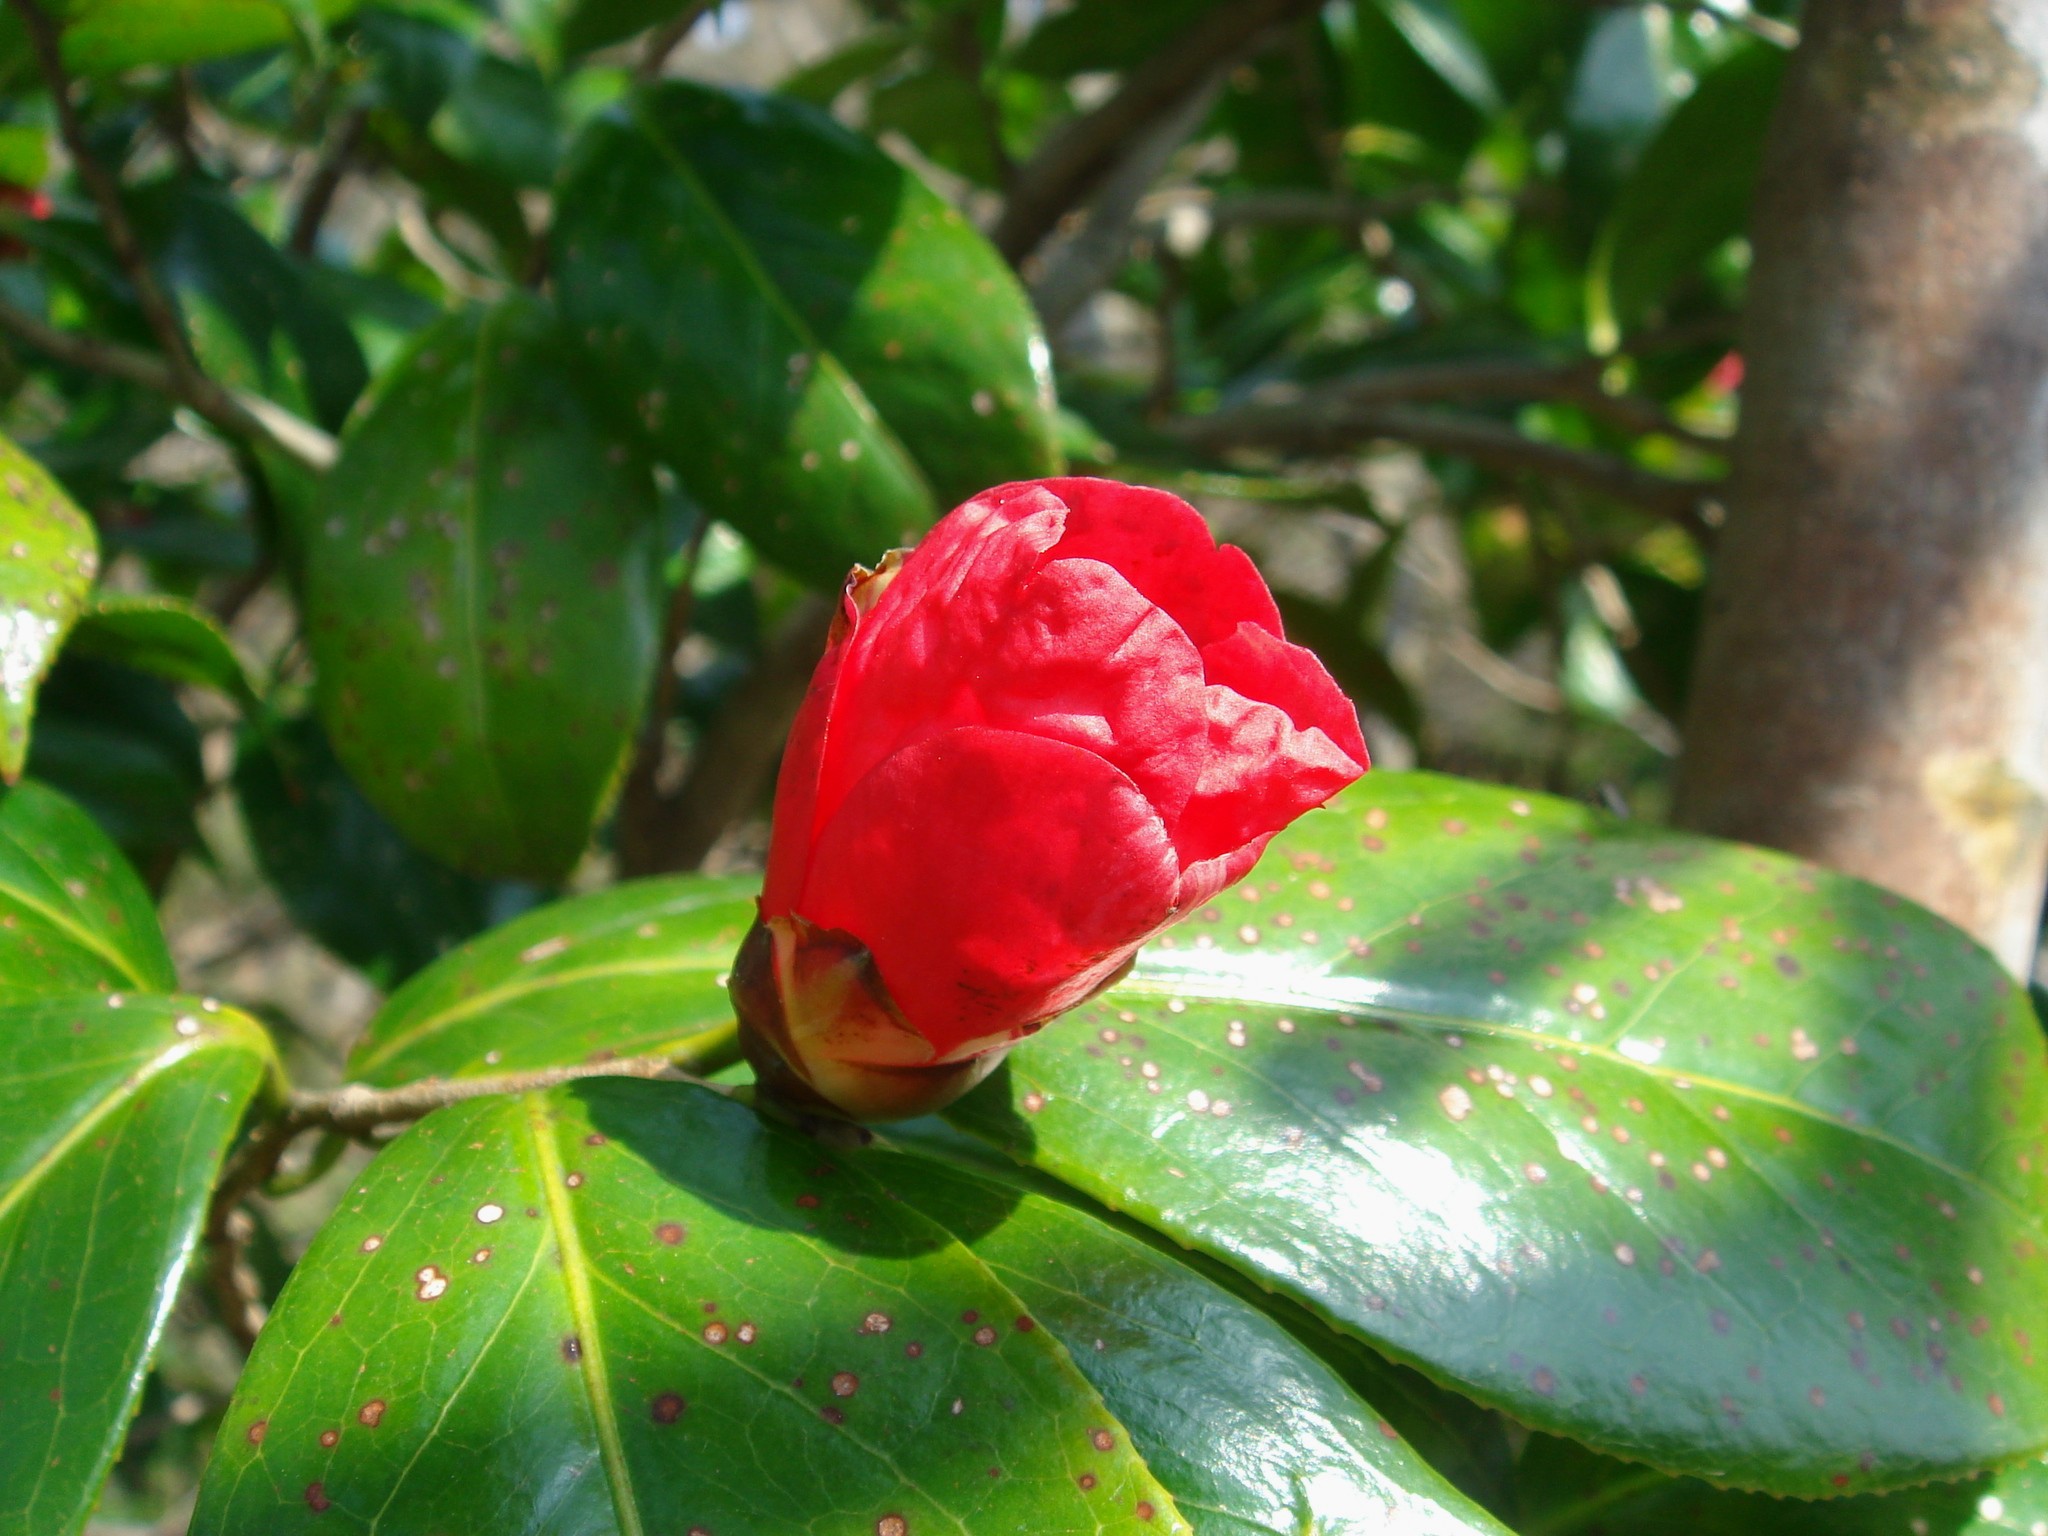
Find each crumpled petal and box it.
[793,725,1180,1059]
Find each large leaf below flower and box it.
[0,993,275,1536]
[346,875,753,1085]
[949,771,2048,1496]
[0,777,173,999]
[554,80,1060,588]
[303,295,663,882]
[192,1079,1186,1535]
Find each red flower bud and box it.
[731,477,1368,1120]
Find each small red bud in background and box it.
[731,477,1368,1121]
[0,182,51,262]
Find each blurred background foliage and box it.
[4,0,2045,1525]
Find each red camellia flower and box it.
[730,477,1368,1120]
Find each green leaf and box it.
[949,771,2048,1495]
[23,654,206,887]
[554,80,1060,588]
[1378,0,1504,117]
[346,874,752,1085]
[1588,39,1785,347]
[1516,1432,2048,1535]
[45,0,356,73]
[867,64,1008,187]
[0,777,173,999]
[897,1153,1514,1536]
[303,294,664,883]
[232,714,499,989]
[192,1079,1183,1535]
[779,27,912,105]
[151,181,371,433]
[430,53,562,188]
[0,992,275,1536]
[67,591,259,710]
[0,432,97,784]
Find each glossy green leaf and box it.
[1378,0,1504,116]
[0,777,172,1000]
[554,80,1060,588]
[192,1079,1183,1535]
[950,771,2048,1495]
[1588,39,1785,346]
[1516,1432,2048,1535]
[347,874,752,1085]
[233,714,498,989]
[68,592,259,710]
[304,294,664,882]
[0,432,97,784]
[895,1153,1513,1536]
[1,0,359,75]
[0,992,275,1536]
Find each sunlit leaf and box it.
[0,432,97,784]
[0,777,172,1000]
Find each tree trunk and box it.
[1674,0,2048,975]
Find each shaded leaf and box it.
[1589,39,1785,345]
[68,591,258,709]
[1516,1431,2047,1535]
[555,80,1060,587]
[23,654,205,889]
[0,432,98,783]
[192,1079,1183,1535]
[0,992,275,1536]
[950,772,2048,1495]
[303,294,663,882]
[0,776,173,1000]
[232,714,499,989]
[346,873,752,1085]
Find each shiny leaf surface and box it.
[304,295,663,882]
[555,80,1059,587]
[0,777,172,999]
[0,432,97,783]
[193,1079,1183,1535]
[0,993,274,1536]
[951,772,2048,1495]
[895,1153,1512,1536]
[346,874,753,1085]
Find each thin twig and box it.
[1174,401,1722,537]
[617,519,709,868]
[992,0,1323,262]
[289,105,366,256]
[636,0,714,81]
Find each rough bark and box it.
[1674,0,2048,973]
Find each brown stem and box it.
[289,106,366,257]
[992,0,1322,263]
[636,1,713,81]
[1173,401,1721,538]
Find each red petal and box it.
[1032,477,1283,646]
[794,726,1179,1058]
[1173,625,1368,868]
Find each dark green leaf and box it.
[1378,0,1503,116]
[152,181,371,433]
[0,776,173,999]
[1516,1431,2047,1535]
[867,64,1008,187]
[1589,39,1785,342]
[356,7,474,132]
[897,1153,1513,1535]
[555,0,688,60]
[346,874,752,1085]
[1010,0,1214,77]
[303,294,664,882]
[233,714,500,989]
[23,655,205,889]
[431,54,562,188]
[779,27,912,105]
[0,431,98,783]
[67,591,259,710]
[554,80,1060,587]
[950,772,2048,1494]
[192,1080,1183,1535]
[0,992,275,1536]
